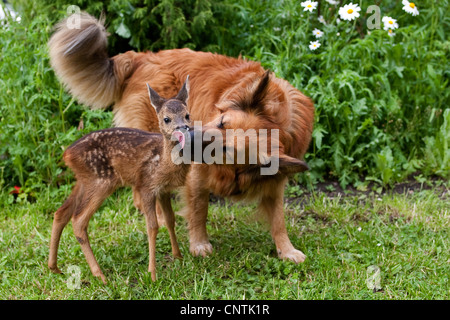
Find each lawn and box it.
[1,184,448,299]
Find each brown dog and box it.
[49,13,315,263]
[48,79,191,283]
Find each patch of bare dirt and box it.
[285,177,449,207]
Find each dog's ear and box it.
[277,154,310,175]
[235,70,271,113]
[175,75,190,105]
[250,70,270,110]
[262,154,309,175]
[147,83,165,113]
[257,152,309,176]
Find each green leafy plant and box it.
[216,0,449,188]
[0,12,113,191]
[12,0,229,53]
[423,109,450,178]
[1,0,448,193]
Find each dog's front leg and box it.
[259,178,306,263]
[184,172,213,257]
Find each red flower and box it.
[10,186,21,194]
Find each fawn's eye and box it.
[164,117,171,123]
[185,114,190,121]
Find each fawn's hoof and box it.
[49,265,62,274]
[148,270,157,282]
[96,274,108,285]
[173,252,183,259]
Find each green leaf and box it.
[313,125,328,150]
[115,22,131,39]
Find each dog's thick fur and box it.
[49,13,315,263]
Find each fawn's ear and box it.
[175,75,190,105]
[147,83,165,113]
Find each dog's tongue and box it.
[172,130,185,149]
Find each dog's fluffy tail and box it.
[48,13,133,109]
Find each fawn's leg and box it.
[48,184,81,274]
[140,192,159,281]
[157,193,182,259]
[133,186,165,227]
[71,183,114,284]
[258,177,306,263]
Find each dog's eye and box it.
[217,116,225,129]
[164,117,171,123]
[185,114,190,121]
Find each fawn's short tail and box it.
[48,12,136,109]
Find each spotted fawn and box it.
[48,77,192,283]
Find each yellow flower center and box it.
[347,8,354,14]
[409,2,415,8]
[308,4,312,7]
[389,30,393,33]
[389,21,393,24]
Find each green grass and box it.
[1,186,448,299]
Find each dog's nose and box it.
[188,128,196,147]
[176,125,190,131]
[188,127,220,163]
[188,127,205,162]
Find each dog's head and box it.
[194,70,309,176]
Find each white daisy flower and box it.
[312,28,324,38]
[402,0,419,16]
[318,15,326,24]
[309,40,321,50]
[301,1,318,12]
[382,16,399,30]
[387,29,395,37]
[326,0,339,5]
[338,3,361,21]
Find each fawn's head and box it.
[147,76,191,148]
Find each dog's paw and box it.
[190,242,213,257]
[278,248,306,264]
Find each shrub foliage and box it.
[0,0,448,196]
